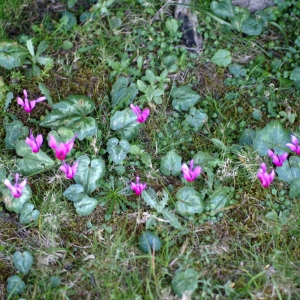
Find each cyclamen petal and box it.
[130,177,147,195]
[267,150,288,167]
[286,135,300,155]
[4,173,27,198]
[26,130,43,153]
[49,134,77,161]
[17,89,46,113]
[257,163,275,188]
[60,161,78,179]
[130,104,150,123]
[182,159,202,182]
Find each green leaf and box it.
[185,107,208,130]
[68,0,77,8]
[171,85,200,112]
[276,157,300,184]
[74,155,105,194]
[0,40,28,69]
[253,120,290,155]
[171,268,198,297]
[36,56,53,66]
[160,150,182,176]
[2,185,32,213]
[110,77,138,108]
[110,108,141,141]
[73,195,98,216]
[229,7,250,32]
[40,95,96,140]
[36,40,49,57]
[208,188,231,211]
[142,189,159,210]
[145,69,155,85]
[139,230,162,253]
[0,168,6,182]
[16,140,55,176]
[289,177,300,198]
[19,203,40,224]
[290,67,300,82]
[63,184,85,202]
[39,82,53,106]
[137,80,147,93]
[193,151,215,170]
[4,91,14,111]
[228,63,247,77]
[239,128,256,146]
[241,16,264,36]
[161,209,182,229]
[211,49,232,67]
[60,11,77,31]
[12,251,33,275]
[210,0,235,18]
[26,39,35,56]
[4,120,28,149]
[6,275,25,295]
[175,187,204,216]
[107,138,130,164]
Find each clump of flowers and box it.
[267,150,288,167]
[257,163,275,188]
[49,134,77,161]
[4,173,27,198]
[130,177,147,195]
[60,161,79,179]
[130,104,150,123]
[17,89,46,113]
[26,129,43,153]
[182,159,201,182]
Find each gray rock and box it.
[232,0,277,13]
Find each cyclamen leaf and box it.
[19,203,40,224]
[160,150,182,176]
[107,138,130,164]
[208,188,231,211]
[289,177,300,198]
[73,195,98,216]
[210,0,234,18]
[185,107,208,130]
[276,156,300,184]
[63,184,85,202]
[4,120,29,149]
[171,268,198,297]
[211,49,232,67]
[171,85,200,112]
[6,276,25,295]
[241,16,264,36]
[12,251,33,275]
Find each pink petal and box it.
[35,96,46,103]
[36,134,43,148]
[17,97,24,106]
[48,134,58,150]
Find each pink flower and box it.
[49,134,77,161]
[257,163,275,188]
[130,104,150,123]
[26,129,43,153]
[267,150,288,167]
[17,89,46,113]
[182,159,201,182]
[59,161,79,179]
[286,135,300,155]
[130,177,147,195]
[4,173,27,198]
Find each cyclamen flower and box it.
[4,173,27,198]
[286,135,300,155]
[59,161,79,179]
[130,104,150,123]
[182,159,201,182]
[130,177,147,195]
[26,129,43,153]
[267,150,288,167]
[17,89,46,113]
[49,134,77,161]
[257,163,275,188]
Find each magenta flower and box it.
[257,163,275,188]
[286,135,300,155]
[130,177,147,195]
[4,173,27,198]
[182,159,201,182]
[267,150,288,167]
[26,129,43,153]
[17,89,46,113]
[49,134,77,161]
[59,161,79,179]
[130,104,150,123]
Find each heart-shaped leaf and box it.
[171,85,200,112]
[111,77,138,108]
[211,49,232,67]
[40,95,97,140]
[276,157,300,184]
[290,67,300,82]
[210,0,235,18]
[239,128,256,146]
[229,6,250,32]
[2,184,32,213]
[242,15,264,36]
[185,107,208,130]
[253,120,290,155]
[208,187,231,211]
[110,108,142,141]
[193,151,215,170]
[4,120,29,149]
[107,138,130,164]
[175,186,204,216]
[289,177,300,198]
[16,140,55,176]
[160,150,182,176]
[6,275,26,295]
[73,195,98,216]
[19,203,40,224]
[74,155,105,195]
[12,251,33,275]
[63,184,85,202]
[0,40,28,70]
[228,63,247,77]
[171,268,198,297]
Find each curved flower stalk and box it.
[257,163,275,188]
[267,150,288,167]
[286,135,300,155]
[4,173,27,198]
[182,159,201,182]
[17,89,46,113]
[130,177,147,195]
[26,129,43,153]
[49,134,77,161]
[130,104,150,123]
[60,161,79,179]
